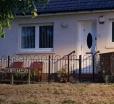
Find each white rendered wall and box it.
[1,11,114,56]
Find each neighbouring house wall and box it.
[97,12,114,53]
[1,11,114,57]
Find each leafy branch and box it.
[0,0,48,38]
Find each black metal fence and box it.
[0,51,103,84]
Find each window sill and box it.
[105,45,114,49]
[16,49,55,55]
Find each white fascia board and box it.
[16,9,114,18]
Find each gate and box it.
[48,51,100,82]
[79,51,100,82]
[49,53,81,82]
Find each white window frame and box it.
[18,24,54,53]
[105,19,114,49]
[112,22,114,42]
[105,20,114,49]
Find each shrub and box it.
[57,68,68,82]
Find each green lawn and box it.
[0,83,114,104]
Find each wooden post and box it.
[48,55,51,82]
[11,73,14,85]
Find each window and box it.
[112,22,114,42]
[21,26,35,48]
[20,25,53,51]
[39,26,53,48]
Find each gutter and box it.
[16,9,114,18]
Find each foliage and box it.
[57,67,68,82]
[0,0,48,38]
[99,69,114,83]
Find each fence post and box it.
[92,54,95,82]
[48,55,51,82]
[8,56,10,68]
[79,55,82,82]
[67,55,70,82]
[28,68,31,84]
[8,56,14,84]
[11,73,14,85]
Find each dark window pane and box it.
[112,22,114,42]
[39,25,53,48]
[21,26,35,48]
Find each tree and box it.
[0,0,47,38]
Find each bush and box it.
[101,73,114,83]
[57,68,68,82]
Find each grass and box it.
[61,99,76,104]
[0,83,114,104]
[13,101,38,104]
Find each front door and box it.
[80,21,97,73]
[80,21,96,55]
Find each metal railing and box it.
[0,51,103,84]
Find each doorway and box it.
[80,21,97,55]
[79,20,97,74]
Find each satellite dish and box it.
[87,33,92,49]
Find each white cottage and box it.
[1,0,114,78]
[1,0,114,56]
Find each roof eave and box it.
[16,8,114,18]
